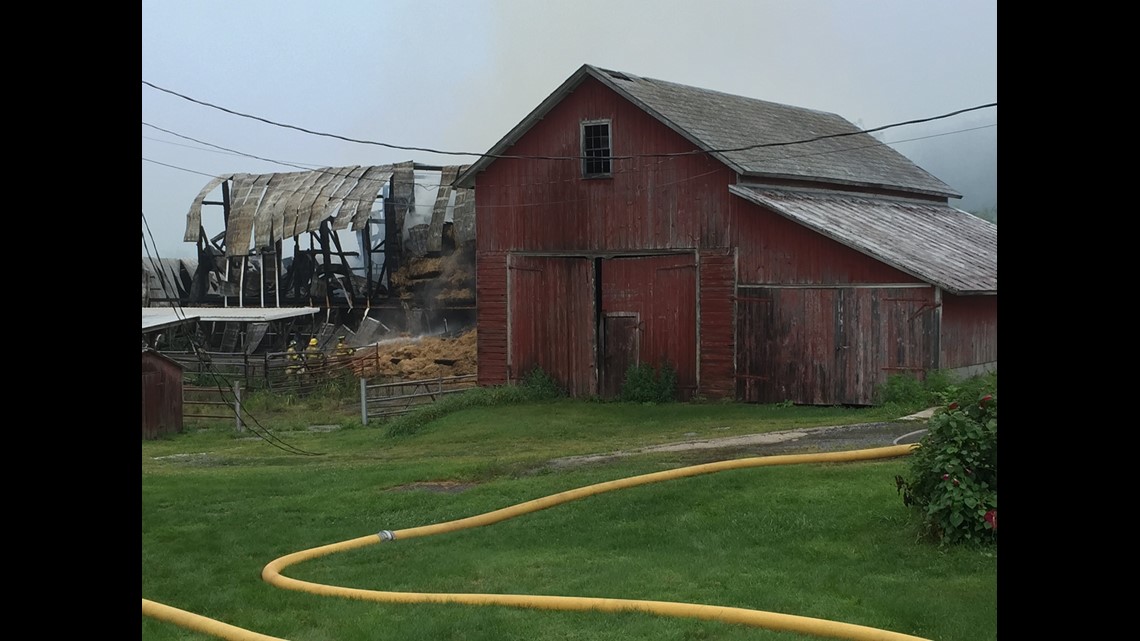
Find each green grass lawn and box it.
[142,398,996,641]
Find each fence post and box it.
[234,381,243,432]
[360,378,368,426]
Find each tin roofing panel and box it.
[141,311,201,333]
[142,306,320,328]
[185,166,395,254]
[730,185,996,294]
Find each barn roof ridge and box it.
[456,64,959,199]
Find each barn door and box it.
[600,254,697,399]
[508,255,597,396]
[601,313,639,398]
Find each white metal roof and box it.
[142,306,319,331]
[141,312,200,333]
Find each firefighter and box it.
[330,335,355,376]
[334,336,354,359]
[285,340,302,378]
[303,337,326,380]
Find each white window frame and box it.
[580,119,613,178]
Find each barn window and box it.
[581,120,612,178]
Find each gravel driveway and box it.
[546,420,929,470]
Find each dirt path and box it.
[545,418,930,470]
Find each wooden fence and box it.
[162,348,479,428]
[163,350,359,396]
[183,381,244,431]
[359,374,478,424]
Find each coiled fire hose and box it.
[145,443,928,641]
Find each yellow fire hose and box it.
[146,443,929,641]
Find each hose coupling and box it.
[378,530,396,541]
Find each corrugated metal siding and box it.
[141,351,183,440]
[733,198,923,286]
[508,255,596,396]
[601,254,697,398]
[736,286,937,405]
[475,76,734,254]
[940,293,997,369]
[699,250,737,399]
[476,251,509,387]
[186,166,396,255]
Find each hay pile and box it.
[388,249,475,305]
[348,329,477,380]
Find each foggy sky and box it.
[142,0,997,260]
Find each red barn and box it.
[456,64,996,405]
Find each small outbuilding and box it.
[456,64,997,404]
[142,348,184,439]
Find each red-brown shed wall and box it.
[142,351,184,440]
[939,293,997,370]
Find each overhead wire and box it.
[142,121,994,206]
[142,79,995,162]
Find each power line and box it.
[144,122,322,171]
[143,157,219,178]
[144,80,482,157]
[142,79,995,161]
[144,116,994,191]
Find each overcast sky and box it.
[142,0,997,261]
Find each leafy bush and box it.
[519,366,566,398]
[896,390,997,545]
[875,369,998,412]
[874,372,929,407]
[619,362,677,403]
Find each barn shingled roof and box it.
[730,185,996,295]
[456,64,960,199]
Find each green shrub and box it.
[896,390,997,545]
[619,362,677,403]
[519,366,566,398]
[875,369,998,412]
[874,372,929,407]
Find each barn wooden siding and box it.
[475,250,508,388]
[471,73,994,405]
[736,285,938,405]
[731,200,939,405]
[509,255,597,396]
[939,293,997,370]
[731,199,928,286]
[698,250,737,399]
[474,76,739,397]
[599,253,698,398]
[141,350,184,440]
[474,76,734,255]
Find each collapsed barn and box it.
[143,162,476,353]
